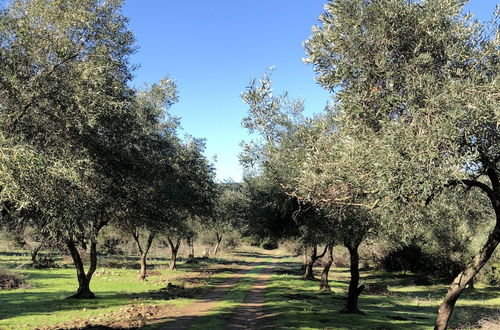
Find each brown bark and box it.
[167,237,181,270]
[66,239,96,299]
[340,243,364,314]
[213,232,222,256]
[302,245,308,270]
[435,221,499,329]
[31,237,50,265]
[186,236,197,263]
[320,243,334,291]
[132,231,155,281]
[304,244,328,280]
[435,172,500,329]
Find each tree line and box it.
[0,1,499,330]
[239,0,499,329]
[0,0,218,299]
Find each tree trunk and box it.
[66,239,96,299]
[304,246,317,279]
[213,232,222,256]
[31,237,49,265]
[132,231,155,281]
[468,277,475,290]
[320,243,334,291]
[186,236,197,263]
[167,237,181,270]
[435,220,499,329]
[301,245,308,270]
[304,244,328,280]
[341,243,364,314]
[139,253,147,280]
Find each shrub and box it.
[382,243,463,279]
[0,267,28,290]
[480,264,499,286]
[222,231,241,250]
[261,238,278,250]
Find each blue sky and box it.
[122,0,498,182]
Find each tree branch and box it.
[448,179,495,202]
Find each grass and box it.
[263,258,500,330]
[0,251,256,330]
[1,250,498,329]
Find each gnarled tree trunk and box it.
[302,244,308,270]
[435,221,499,329]
[167,237,181,270]
[66,239,97,299]
[132,231,155,281]
[213,232,222,256]
[304,244,328,280]
[435,174,500,330]
[341,242,364,314]
[320,243,334,291]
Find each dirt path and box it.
[226,257,280,330]
[155,257,269,330]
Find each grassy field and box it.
[263,256,500,330]
[0,251,257,329]
[0,249,498,329]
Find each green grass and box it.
[263,261,500,330]
[0,252,254,330]
[1,251,498,329]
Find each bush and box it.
[33,256,59,269]
[222,231,241,250]
[382,244,463,279]
[261,238,278,250]
[479,263,499,286]
[0,267,28,290]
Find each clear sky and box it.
[122,0,498,182]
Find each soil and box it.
[226,257,280,329]
[154,257,266,329]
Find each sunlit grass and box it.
[1,250,498,329]
[264,263,499,330]
[0,251,257,330]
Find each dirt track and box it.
[156,253,280,329]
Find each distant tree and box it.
[208,182,244,256]
[239,175,300,247]
[240,72,378,307]
[305,0,499,327]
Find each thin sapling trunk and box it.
[320,243,334,291]
[167,237,181,270]
[213,232,223,256]
[186,236,197,263]
[132,231,155,281]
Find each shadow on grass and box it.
[260,263,500,330]
[0,284,207,321]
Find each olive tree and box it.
[305,0,499,327]
[0,0,136,298]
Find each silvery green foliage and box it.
[304,0,499,209]
[0,0,135,240]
